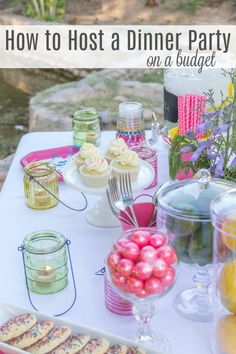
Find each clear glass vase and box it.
[211,189,236,354]
[157,169,236,322]
[106,227,178,353]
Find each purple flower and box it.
[218,124,231,133]
[204,110,221,119]
[196,123,206,133]
[191,147,204,162]
[215,157,225,177]
[207,152,218,160]
[185,131,196,139]
[212,127,219,137]
[231,157,236,167]
[181,146,192,153]
[199,140,212,149]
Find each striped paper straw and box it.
[178,94,206,138]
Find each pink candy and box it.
[122,242,139,261]
[127,276,143,292]
[149,233,166,249]
[108,230,177,299]
[158,245,177,265]
[133,261,152,280]
[108,253,121,270]
[117,259,134,277]
[153,259,168,278]
[139,246,157,264]
[144,276,163,295]
[162,267,176,287]
[130,230,150,248]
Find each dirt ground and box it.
[65,0,236,25]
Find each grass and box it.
[5,0,65,21]
[139,70,164,84]
[173,0,205,13]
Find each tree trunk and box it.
[146,0,157,6]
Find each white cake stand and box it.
[63,160,154,228]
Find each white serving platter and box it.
[0,303,160,354]
[63,159,154,196]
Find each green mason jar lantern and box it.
[24,162,59,210]
[72,108,101,148]
[23,231,68,294]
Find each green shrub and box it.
[177,0,205,14]
[24,0,65,21]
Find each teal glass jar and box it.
[23,231,68,294]
[72,108,101,148]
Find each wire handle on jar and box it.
[18,239,77,317]
[29,170,88,212]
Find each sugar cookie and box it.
[80,338,110,354]
[0,313,37,342]
[127,347,146,354]
[50,333,90,354]
[9,320,54,349]
[27,326,72,354]
[107,344,128,354]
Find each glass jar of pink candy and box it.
[106,227,178,353]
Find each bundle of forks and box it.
[106,172,156,227]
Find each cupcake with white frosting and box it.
[80,155,111,187]
[74,143,100,171]
[111,150,140,181]
[104,138,128,164]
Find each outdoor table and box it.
[0,131,211,354]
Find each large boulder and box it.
[29,69,164,132]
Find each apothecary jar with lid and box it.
[157,169,235,322]
[211,189,236,354]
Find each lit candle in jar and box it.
[34,189,50,207]
[36,266,56,283]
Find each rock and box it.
[0,154,14,190]
[29,69,164,132]
[114,96,127,103]
[144,108,154,121]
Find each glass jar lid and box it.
[119,102,143,120]
[24,162,56,178]
[158,169,236,221]
[211,189,236,227]
[23,231,65,254]
[72,108,99,122]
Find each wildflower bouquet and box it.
[169,69,236,181]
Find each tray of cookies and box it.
[0,303,159,354]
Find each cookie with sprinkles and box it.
[0,313,37,342]
[27,326,72,354]
[50,333,90,354]
[126,347,146,354]
[80,338,110,354]
[107,344,128,354]
[8,320,54,349]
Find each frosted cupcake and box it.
[74,143,100,171]
[104,138,128,164]
[111,150,140,181]
[80,155,111,187]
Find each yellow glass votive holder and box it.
[24,162,59,210]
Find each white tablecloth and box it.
[0,131,211,354]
